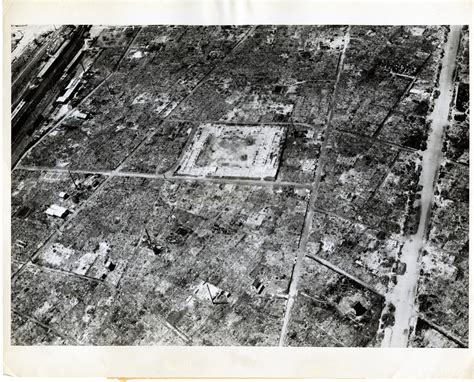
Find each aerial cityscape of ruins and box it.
[10,25,468,347]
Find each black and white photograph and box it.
[8,22,469,351]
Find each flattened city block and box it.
[176,123,285,180]
[10,25,469,347]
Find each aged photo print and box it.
[10,24,468,348]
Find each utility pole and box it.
[145,227,153,245]
[103,76,117,105]
[79,59,87,73]
[68,170,79,190]
[145,227,162,255]
[104,76,113,94]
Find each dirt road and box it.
[278,27,351,346]
[381,25,461,347]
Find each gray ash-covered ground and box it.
[10,25,468,347]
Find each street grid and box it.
[10,25,468,348]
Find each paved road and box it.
[278,27,351,346]
[16,164,312,189]
[381,25,461,348]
